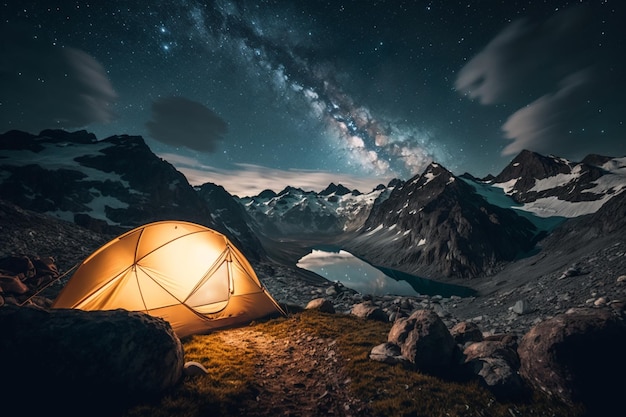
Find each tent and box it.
[52,220,285,337]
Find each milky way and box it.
[2,1,624,195]
[174,0,447,179]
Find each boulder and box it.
[0,305,184,416]
[517,308,626,414]
[450,321,483,345]
[369,342,408,365]
[388,309,458,376]
[466,357,525,401]
[462,340,524,400]
[305,298,335,314]
[351,302,388,322]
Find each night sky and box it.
[2,1,625,196]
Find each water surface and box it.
[297,248,476,297]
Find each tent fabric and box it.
[52,220,285,337]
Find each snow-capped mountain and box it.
[342,163,540,279]
[237,181,398,236]
[473,150,626,219]
[0,129,263,259]
[2,128,624,283]
[236,149,625,280]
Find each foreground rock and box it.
[387,309,459,376]
[462,338,524,401]
[517,307,626,415]
[0,305,184,416]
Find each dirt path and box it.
[217,327,368,416]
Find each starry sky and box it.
[2,1,625,196]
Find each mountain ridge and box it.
[0,129,264,260]
[1,129,624,282]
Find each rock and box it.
[593,297,607,306]
[369,342,408,365]
[463,340,519,368]
[450,321,483,345]
[387,309,458,376]
[517,308,626,414]
[350,302,388,322]
[0,255,61,300]
[0,255,35,279]
[0,305,184,416]
[511,299,533,315]
[462,340,524,401]
[305,298,335,314]
[466,357,525,401]
[617,275,626,283]
[0,273,29,295]
[558,266,581,280]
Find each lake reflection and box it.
[297,249,418,296]
[297,248,477,298]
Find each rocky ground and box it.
[2,198,625,416]
[257,230,626,340]
[3,191,625,342]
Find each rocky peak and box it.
[494,149,572,187]
[487,149,624,211]
[257,189,278,199]
[277,186,310,197]
[580,153,615,167]
[39,128,98,144]
[319,183,353,196]
[387,178,405,188]
[345,162,538,279]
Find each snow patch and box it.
[530,167,583,192]
[363,224,384,237]
[422,171,437,186]
[493,178,519,194]
[514,195,613,218]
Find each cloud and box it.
[0,24,117,133]
[146,96,228,152]
[455,4,625,158]
[158,153,391,197]
[501,69,595,156]
[455,5,593,105]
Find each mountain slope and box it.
[343,163,540,279]
[486,149,626,218]
[0,129,263,259]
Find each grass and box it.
[123,310,584,417]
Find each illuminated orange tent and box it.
[52,220,285,337]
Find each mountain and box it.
[482,149,626,218]
[0,129,262,259]
[235,150,625,280]
[194,182,264,259]
[2,129,624,285]
[237,181,396,237]
[342,163,540,279]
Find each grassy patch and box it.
[123,310,583,417]
[124,327,265,417]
